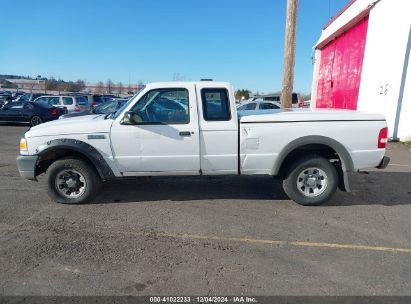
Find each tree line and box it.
[45,78,86,92]
[0,74,141,94]
[235,89,251,100]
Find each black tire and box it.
[30,115,43,126]
[46,157,101,204]
[282,155,338,206]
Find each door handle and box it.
[179,131,192,137]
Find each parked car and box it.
[11,92,25,99]
[0,93,13,102]
[17,93,49,102]
[69,94,118,108]
[0,99,7,109]
[245,93,303,108]
[16,81,390,206]
[0,91,12,97]
[0,92,12,97]
[59,99,128,119]
[237,100,281,111]
[303,99,311,108]
[89,95,117,108]
[0,101,67,126]
[34,95,90,113]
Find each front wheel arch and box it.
[34,139,114,181]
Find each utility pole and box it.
[281,0,298,108]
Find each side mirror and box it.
[121,111,143,125]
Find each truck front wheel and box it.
[46,158,101,204]
[282,155,338,206]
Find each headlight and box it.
[19,138,28,154]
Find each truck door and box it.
[110,84,201,175]
[196,83,238,175]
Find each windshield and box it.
[110,90,141,119]
[95,100,118,114]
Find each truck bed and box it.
[237,108,387,175]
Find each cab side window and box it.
[130,88,189,124]
[201,88,231,121]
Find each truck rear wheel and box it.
[46,158,101,204]
[282,155,338,206]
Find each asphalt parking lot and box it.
[0,125,410,296]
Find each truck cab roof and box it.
[143,81,232,89]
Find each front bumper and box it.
[376,156,390,169]
[16,155,38,181]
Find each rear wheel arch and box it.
[275,136,353,192]
[35,139,114,181]
[275,136,354,175]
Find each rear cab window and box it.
[201,88,231,121]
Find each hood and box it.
[239,108,386,123]
[26,114,114,138]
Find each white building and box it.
[311,0,411,141]
[6,79,45,91]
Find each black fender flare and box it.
[273,135,354,192]
[35,138,115,181]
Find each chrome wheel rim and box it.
[31,116,42,126]
[55,169,87,198]
[297,167,328,197]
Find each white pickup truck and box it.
[17,81,390,206]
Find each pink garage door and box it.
[316,16,369,109]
